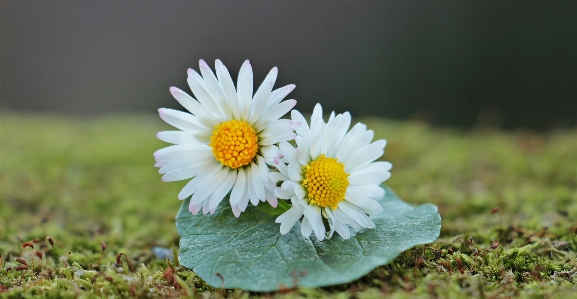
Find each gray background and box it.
[2,0,577,129]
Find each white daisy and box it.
[155,59,299,217]
[272,104,392,240]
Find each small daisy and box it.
[272,104,392,240]
[155,59,299,217]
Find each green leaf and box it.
[255,199,291,215]
[176,186,441,291]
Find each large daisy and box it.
[155,60,299,217]
[272,104,392,240]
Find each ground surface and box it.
[1,114,576,298]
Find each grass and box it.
[1,113,576,298]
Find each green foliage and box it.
[176,186,440,291]
[1,114,576,298]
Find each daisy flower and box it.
[272,104,392,240]
[154,59,299,217]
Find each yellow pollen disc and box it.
[301,154,350,209]
[209,120,259,169]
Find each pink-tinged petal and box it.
[231,205,242,218]
[264,84,295,113]
[189,203,202,215]
[199,60,232,120]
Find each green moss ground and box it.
[1,114,576,298]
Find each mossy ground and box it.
[1,114,576,298]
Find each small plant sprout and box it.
[98,241,106,265]
[115,253,135,272]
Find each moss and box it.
[1,114,576,298]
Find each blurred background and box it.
[2,0,576,129]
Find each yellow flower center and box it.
[301,154,349,209]
[209,120,259,169]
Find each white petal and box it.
[335,123,370,162]
[239,195,249,212]
[237,60,253,120]
[260,119,295,138]
[278,141,297,161]
[326,209,350,239]
[154,161,167,168]
[208,169,237,210]
[187,75,225,121]
[190,167,228,206]
[251,162,266,201]
[260,119,296,145]
[344,140,387,172]
[158,153,213,174]
[256,155,269,181]
[177,163,222,200]
[199,59,232,120]
[308,124,326,159]
[254,99,297,131]
[338,201,370,228]
[261,145,282,165]
[215,59,241,119]
[158,108,205,132]
[344,192,383,215]
[276,206,304,234]
[291,109,309,137]
[249,69,276,124]
[303,206,325,241]
[154,144,210,162]
[349,170,391,186]
[295,136,310,165]
[168,87,216,129]
[327,112,351,157]
[275,181,296,199]
[162,160,213,182]
[231,204,242,218]
[229,168,246,206]
[202,197,211,214]
[301,217,313,238]
[346,185,385,199]
[189,203,202,215]
[309,103,324,136]
[246,168,258,206]
[263,84,296,114]
[157,131,200,145]
[350,161,393,174]
[287,159,303,182]
[266,189,278,207]
[270,172,289,185]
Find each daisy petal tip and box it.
[199,59,209,68]
[232,208,241,218]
